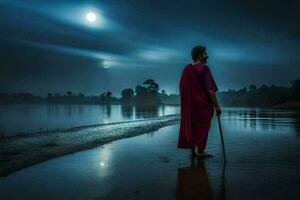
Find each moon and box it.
[86,12,96,22]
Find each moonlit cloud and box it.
[0,0,299,95]
[0,0,119,31]
[211,40,300,65]
[102,60,115,68]
[17,39,117,62]
[15,39,179,69]
[211,46,280,64]
[137,47,182,62]
[50,5,116,31]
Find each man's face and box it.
[202,51,209,63]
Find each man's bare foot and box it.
[195,152,213,158]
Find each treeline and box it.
[217,79,300,108]
[1,78,299,108]
[0,79,179,105]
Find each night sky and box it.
[0,0,299,96]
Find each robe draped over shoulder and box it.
[177,63,218,149]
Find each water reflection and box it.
[292,111,300,137]
[294,123,300,137]
[249,109,257,129]
[65,104,80,117]
[121,105,134,119]
[1,120,300,199]
[104,105,111,118]
[47,104,60,116]
[0,104,180,136]
[78,105,84,115]
[1,105,299,137]
[220,163,226,200]
[135,105,160,118]
[176,159,213,200]
[222,107,300,134]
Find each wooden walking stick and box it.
[217,115,227,162]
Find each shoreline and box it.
[0,114,180,177]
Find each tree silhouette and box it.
[249,84,257,91]
[161,90,167,96]
[2,78,300,108]
[47,93,53,100]
[121,88,134,103]
[100,91,113,103]
[143,79,159,91]
[134,79,161,105]
[135,85,147,97]
[100,93,106,101]
[106,91,112,98]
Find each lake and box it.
[0,104,180,137]
[0,106,299,199]
[1,105,299,139]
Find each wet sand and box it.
[0,114,179,177]
[1,108,300,199]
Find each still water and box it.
[0,107,300,199]
[0,104,180,137]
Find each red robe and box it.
[177,63,218,152]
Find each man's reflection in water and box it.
[176,159,213,200]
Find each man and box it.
[177,45,221,158]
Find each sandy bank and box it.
[0,114,179,177]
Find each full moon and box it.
[86,12,96,22]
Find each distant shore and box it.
[0,114,180,177]
[1,101,299,109]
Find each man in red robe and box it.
[177,45,222,158]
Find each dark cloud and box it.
[0,0,299,95]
